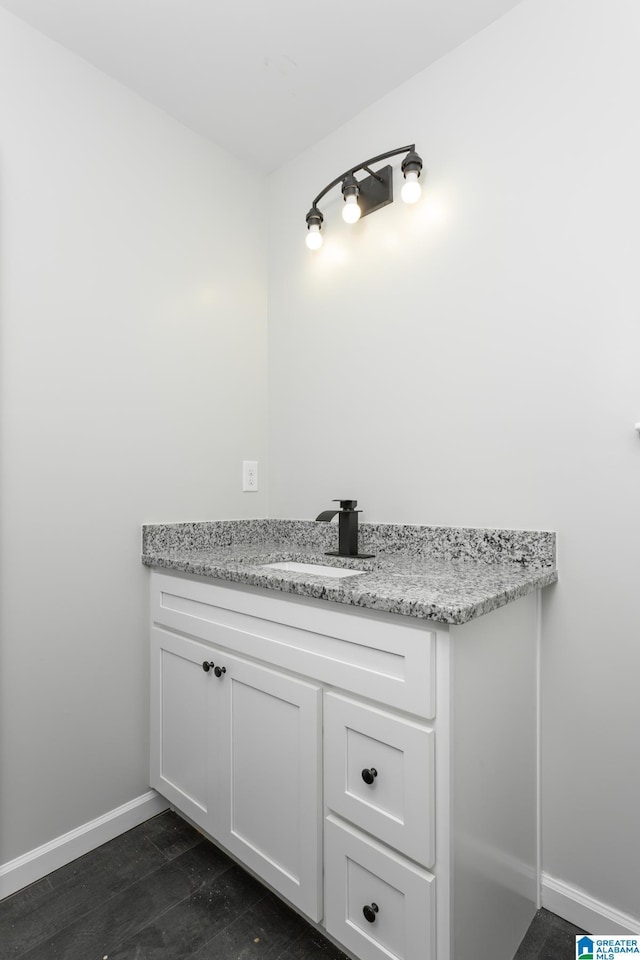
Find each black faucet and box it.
[315,500,375,559]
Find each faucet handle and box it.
[333,499,359,511]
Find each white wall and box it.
[268,0,640,924]
[0,8,267,864]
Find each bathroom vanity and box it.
[143,519,557,960]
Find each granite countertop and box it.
[141,519,557,625]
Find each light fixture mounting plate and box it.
[358,165,393,218]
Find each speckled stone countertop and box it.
[141,519,557,625]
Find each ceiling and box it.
[0,0,524,171]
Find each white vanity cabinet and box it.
[149,568,539,960]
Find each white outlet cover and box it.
[242,460,258,491]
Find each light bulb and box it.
[306,224,323,250]
[342,194,361,223]
[401,170,421,204]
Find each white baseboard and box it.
[542,872,640,935]
[0,790,169,901]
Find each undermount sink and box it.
[263,561,365,579]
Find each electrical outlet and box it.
[242,460,258,492]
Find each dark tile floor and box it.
[0,810,584,960]
[513,907,586,960]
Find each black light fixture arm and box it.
[310,143,416,208]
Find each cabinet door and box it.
[212,651,323,921]
[150,627,218,832]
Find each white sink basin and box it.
[263,561,364,579]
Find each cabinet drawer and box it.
[151,572,435,718]
[324,693,435,868]
[324,816,435,960]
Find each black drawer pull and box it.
[363,903,379,923]
[202,661,215,672]
[214,665,226,678]
[361,767,378,785]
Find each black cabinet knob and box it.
[361,767,378,785]
[363,903,379,923]
[202,661,215,672]
[214,665,227,678]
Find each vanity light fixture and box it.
[305,144,423,249]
